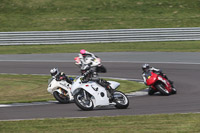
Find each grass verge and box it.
[0,74,146,104]
[0,0,200,31]
[0,41,200,54]
[0,113,200,132]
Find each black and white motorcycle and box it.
[71,76,129,111]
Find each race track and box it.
[0,52,200,120]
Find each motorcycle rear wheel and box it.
[113,91,129,109]
[53,91,70,104]
[155,84,170,96]
[74,89,94,111]
[96,65,107,73]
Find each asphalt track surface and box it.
[0,52,200,120]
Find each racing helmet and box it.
[50,68,59,77]
[80,49,86,54]
[142,64,150,72]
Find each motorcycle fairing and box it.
[107,81,120,89]
[146,72,157,86]
[74,57,81,65]
[47,78,74,101]
[145,72,172,93]
[71,77,110,107]
[157,76,172,93]
[78,81,110,107]
[150,75,172,93]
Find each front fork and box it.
[82,90,91,105]
[83,90,87,100]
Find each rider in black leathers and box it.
[81,64,113,95]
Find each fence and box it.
[0,27,200,45]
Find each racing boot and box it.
[106,85,115,102]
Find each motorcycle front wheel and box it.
[53,91,70,104]
[113,91,129,109]
[171,88,177,94]
[155,84,170,96]
[148,87,156,95]
[74,89,94,111]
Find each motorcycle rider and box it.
[81,64,114,98]
[78,49,106,73]
[50,68,73,84]
[79,49,97,65]
[142,64,174,87]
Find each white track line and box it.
[0,101,58,108]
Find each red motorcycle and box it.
[144,71,177,96]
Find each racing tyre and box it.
[113,91,129,109]
[148,87,156,95]
[74,89,94,111]
[53,91,70,104]
[155,84,170,96]
[97,65,107,73]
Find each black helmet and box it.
[142,64,150,72]
[50,68,59,77]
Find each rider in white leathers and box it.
[78,49,106,73]
[79,49,99,66]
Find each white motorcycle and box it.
[47,78,74,103]
[71,76,129,111]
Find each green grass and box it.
[0,113,200,132]
[0,74,52,104]
[0,74,146,104]
[0,0,200,32]
[0,41,200,54]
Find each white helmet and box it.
[50,68,59,77]
[142,64,150,72]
